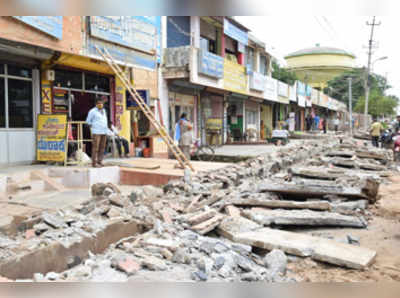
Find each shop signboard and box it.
[223,19,248,45]
[289,84,297,102]
[53,88,69,113]
[198,49,224,79]
[90,16,160,54]
[306,85,312,97]
[126,89,149,110]
[264,76,278,102]
[297,95,306,107]
[320,93,329,108]
[206,118,223,130]
[278,81,289,98]
[36,114,67,162]
[311,88,320,105]
[13,16,63,39]
[224,59,247,94]
[249,72,266,92]
[296,81,306,96]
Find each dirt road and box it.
[287,174,400,282]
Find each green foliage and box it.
[324,68,391,108]
[272,61,298,85]
[354,89,398,117]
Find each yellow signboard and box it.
[206,118,223,130]
[224,60,247,94]
[36,114,67,162]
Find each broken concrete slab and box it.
[217,216,262,241]
[191,214,225,235]
[243,208,366,228]
[233,228,376,269]
[142,238,180,252]
[225,197,331,211]
[224,205,241,217]
[187,210,217,226]
[41,213,65,229]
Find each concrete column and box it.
[255,50,261,73]
[190,16,200,48]
[159,16,170,132]
[221,32,225,57]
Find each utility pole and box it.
[364,16,381,129]
[348,77,353,136]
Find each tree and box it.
[324,68,391,108]
[354,90,398,117]
[272,61,298,85]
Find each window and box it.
[85,73,110,93]
[8,65,31,78]
[0,78,4,127]
[260,55,267,75]
[8,79,33,128]
[246,110,257,126]
[246,47,254,71]
[200,37,217,54]
[54,69,83,89]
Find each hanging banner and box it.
[36,114,67,162]
[311,88,320,105]
[297,95,306,107]
[264,76,278,102]
[289,84,297,102]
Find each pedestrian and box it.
[306,114,312,131]
[107,122,130,158]
[333,116,340,132]
[86,98,108,168]
[314,114,320,131]
[322,116,327,134]
[175,113,193,162]
[370,117,383,148]
[67,117,77,160]
[260,120,265,140]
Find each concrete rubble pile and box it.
[0,138,396,282]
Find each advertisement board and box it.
[289,84,297,102]
[311,88,320,105]
[126,89,150,110]
[296,81,306,96]
[223,19,248,45]
[90,16,160,54]
[36,114,67,162]
[249,72,266,92]
[224,60,247,94]
[198,49,224,79]
[278,81,289,98]
[13,16,63,39]
[264,76,278,102]
[297,95,306,107]
[320,93,329,108]
[206,118,223,130]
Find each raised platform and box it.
[119,158,230,186]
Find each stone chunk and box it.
[42,213,65,229]
[217,216,261,241]
[142,238,180,252]
[263,249,287,276]
[243,208,367,228]
[191,214,224,235]
[187,210,217,226]
[233,228,376,269]
[142,256,167,271]
[225,205,241,217]
[117,258,141,276]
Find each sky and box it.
[236,16,399,108]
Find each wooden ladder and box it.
[95,46,195,172]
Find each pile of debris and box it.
[2,138,396,282]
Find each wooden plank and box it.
[233,228,377,269]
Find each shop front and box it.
[200,93,224,145]
[0,40,53,165]
[260,103,273,140]
[227,95,245,143]
[244,99,260,142]
[168,90,197,140]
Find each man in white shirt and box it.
[86,98,108,168]
[333,116,340,132]
[107,122,130,158]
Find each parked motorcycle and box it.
[393,133,400,162]
[381,128,393,149]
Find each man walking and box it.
[370,118,383,148]
[86,98,108,167]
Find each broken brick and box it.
[117,258,140,275]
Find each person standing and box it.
[314,114,320,131]
[176,113,193,161]
[86,98,108,168]
[306,114,312,131]
[370,118,383,148]
[322,116,327,134]
[333,116,340,132]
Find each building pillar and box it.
[190,16,200,48]
[238,53,244,65]
[221,33,225,57]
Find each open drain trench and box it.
[0,137,395,281]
